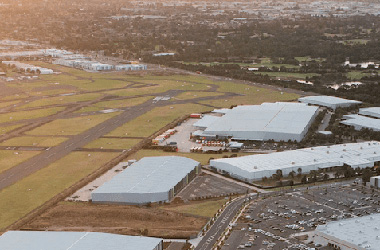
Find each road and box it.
[194,196,245,250]
[0,90,181,191]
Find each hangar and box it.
[298,95,361,110]
[92,156,201,205]
[341,114,380,131]
[0,231,163,250]
[193,102,319,142]
[210,141,380,181]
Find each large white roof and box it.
[210,141,380,180]
[0,231,162,250]
[299,96,361,110]
[197,102,318,142]
[341,114,380,131]
[315,213,380,250]
[359,107,380,119]
[92,156,199,195]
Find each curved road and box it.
[195,196,246,250]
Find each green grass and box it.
[83,138,141,150]
[93,96,153,109]
[0,151,120,230]
[173,91,223,101]
[18,93,103,109]
[106,104,213,137]
[253,72,320,80]
[0,124,24,135]
[26,112,120,136]
[346,71,371,80]
[340,39,370,45]
[199,81,299,107]
[162,198,227,218]
[0,136,68,147]
[0,100,20,109]
[0,107,64,125]
[0,150,40,175]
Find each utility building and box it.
[92,156,200,205]
[0,231,163,250]
[210,141,380,181]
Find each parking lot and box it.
[221,181,380,250]
[178,174,249,201]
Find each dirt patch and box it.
[32,84,78,92]
[23,202,207,239]
[0,83,23,97]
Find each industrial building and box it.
[314,213,380,250]
[298,95,362,110]
[341,114,380,131]
[193,102,319,142]
[1,61,53,74]
[0,231,163,250]
[359,107,380,119]
[210,141,380,181]
[369,176,380,188]
[92,156,201,205]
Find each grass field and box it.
[0,151,119,230]
[106,104,213,137]
[162,198,227,218]
[0,107,64,124]
[0,100,20,109]
[253,71,320,80]
[26,112,120,136]
[346,71,371,80]
[0,124,24,135]
[174,91,224,100]
[18,93,103,109]
[93,96,153,109]
[83,138,141,150]
[0,150,40,175]
[0,136,68,147]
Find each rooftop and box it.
[0,231,162,250]
[92,156,199,195]
[211,141,380,173]
[198,102,318,141]
[359,107,380,119]
[298,95,361,109]
[316,213,380,250]
[341,114,380,131]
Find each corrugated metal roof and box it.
[211,141,380,179]
[341,114,380,131]
[197,102,318,142]
[92,156,199,195]
[0,231,162,250]
[299,95,361,110]
[193,115,221,128]
[316,214,380,250]
[359,107,380,119]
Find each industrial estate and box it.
[1,0,380,250]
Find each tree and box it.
[275,169,283,180]
[297,168,302,177]
[362,168,372,184]
[289,171,296,179]
[301,175,307,184]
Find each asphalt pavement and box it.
[194,196,245,250]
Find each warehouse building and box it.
[192,102,319,142]
[359,107,380,119]
[92,156,201,205]
[2,61,53,74]
[369,176,380,188]
[341,114,380,131]
[210,141,380,181]
[298,95,362,110]
[314,214,380,250]
[0,231,163,250]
